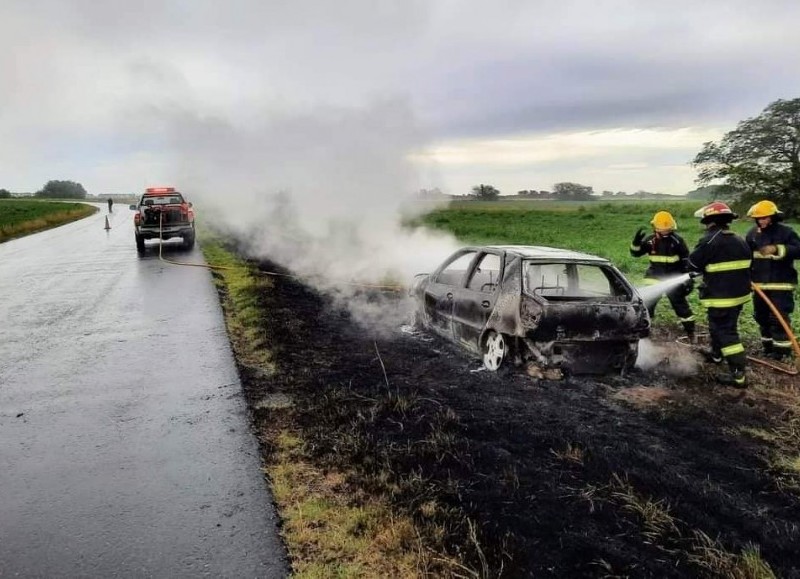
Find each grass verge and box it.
[0,200,97,242]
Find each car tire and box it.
[135,234,145,253]
[483,331,508,371]
[183,231,195,250]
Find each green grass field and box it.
[0,199,97,242]
[416,199,799,339]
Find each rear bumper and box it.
[137,226,193,240]
[522,337,638,374]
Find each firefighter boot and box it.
[682,321,696,344]
[718,365,747,389]
[769,345,793,363]
[760,337,773,358]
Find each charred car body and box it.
[410,246,650,375]
[130,187,195,253]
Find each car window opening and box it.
[467,253,502,293]
[435,251,478,286]
[524,261,629,301]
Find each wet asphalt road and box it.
[0,205,287,577]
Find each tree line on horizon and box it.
[0,181,88,199]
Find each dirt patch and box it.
[237,258,800,577]
[612,385,673,408]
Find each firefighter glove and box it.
[632,228,646,246]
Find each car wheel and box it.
[483,331,508,371]
[135,234,145,253]
[183,231,195,250]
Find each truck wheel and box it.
[135,234,145,253]
[183,232,195,250]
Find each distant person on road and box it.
[688,202,752,388]
[107,197,113,212]
[745,200,800,361]
[630,210,695,342]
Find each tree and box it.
[0,188,11,199]
[552,182,594,201]
[35,180,88,199]
[685,184,735,201]
[692,98,800,216]
[471,184,500,200]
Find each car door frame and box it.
[452,249,506,353]
[424,249,481,341]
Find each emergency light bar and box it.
[145,187,176,193]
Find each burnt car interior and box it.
[524,261,632,302]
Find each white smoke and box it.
[145,99,459,333]
[635,338,699,376]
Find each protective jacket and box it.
[745,222,800,290]
[688,227,752,308]
[630,232,690,283]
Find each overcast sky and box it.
[3,0,800,196]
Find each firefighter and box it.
[630,211,696,341]
[688,202,752,387]
[745,200,800,361]
[107,197,113,212]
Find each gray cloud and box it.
[2,2,800,198]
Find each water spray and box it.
[635,273,695,310]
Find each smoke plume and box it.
[635,338,699,376]
[148,99,459,333]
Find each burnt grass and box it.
[239,258,800,578]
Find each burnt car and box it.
[410,245,650,375]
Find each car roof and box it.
[479,245,610,264]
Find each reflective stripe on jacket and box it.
[688,228,752,308]
[630,232,689,279]
[745,222,800,289]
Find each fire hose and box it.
[749,283,800,374]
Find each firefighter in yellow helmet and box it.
[688,202,752,388]
[630,210,696,341]
[745,200,800,361]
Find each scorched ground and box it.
[224,257,800,578]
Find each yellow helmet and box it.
[746,200,782,219]
[650,211,677,232]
